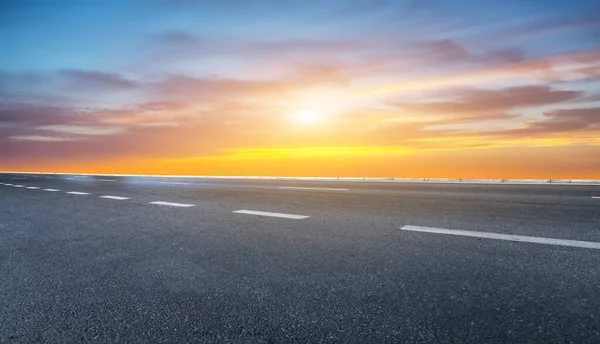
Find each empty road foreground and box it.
[1,173,600,343]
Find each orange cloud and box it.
[359,48,600,96]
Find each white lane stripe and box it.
[66,191,90,195]
[592,196,600,199]
[100,195,129,200]
[160,182,191,185]
[99,179,115,182]
[26,187,40,189]
[149,201,195,207]
[43,189,60,192]
[14,185,25,187]
[5,183,13,186]
[233,209,309,220]
[278,186,349,191]
[400,225,600,250]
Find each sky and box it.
[1,0,599,178]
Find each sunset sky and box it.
[1,0,599,178]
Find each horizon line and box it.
[1,171,599,185]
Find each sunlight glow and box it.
[286,109,324,125]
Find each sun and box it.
[286,109,323,125]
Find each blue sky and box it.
[3,0,597,72]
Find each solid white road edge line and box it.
[149,201,195,207]
[100,195,130,200]
[278,186,350,191]
[66,191,90,195]
[43,189,60,192]
[233,210,309,220]
[400,225,600,250]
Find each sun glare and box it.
[287,109,323,125]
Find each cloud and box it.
[59,69,139,91]
[361,48,600,96]
[0,104,128,147]
[136,101,188,111]
[9,135,79,142]
[156,31,202,45]
[150,74,283,98]
[450,106,600,140]
[545,107,600,123]
[153,31,369,62]
[0,69,142,109]
[310,86,600,150]
[523,107,600,134]
[150,31,527,79]
[394,86,583,116]
[413,39,473,63]
[0,106,78,127]
[0,94,285,162]
[37,124,126,136]
[495,11,600,43]
[146,65,350,104]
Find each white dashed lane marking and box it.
[400,225,600,250]
[149,201,195,207]
[25,187,40,189]
[592,196,600,199]
[278,186,349,191]
[100,195,129,200]
[160,182,191,185]
[233,210,309,220]
[99,179,115,182]
[43,189,60,192]
[66,192,90,195]
[14,185,25,188]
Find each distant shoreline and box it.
[2,171,599,185]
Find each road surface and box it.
[1,173,599,343]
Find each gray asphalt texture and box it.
[1,173,599,343]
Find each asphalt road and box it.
[1,173,599,343]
